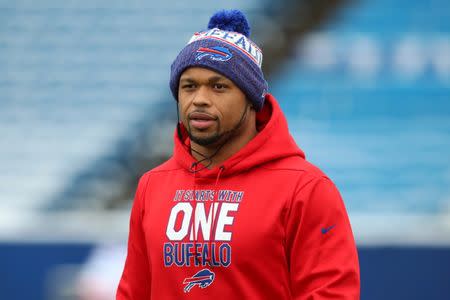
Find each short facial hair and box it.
[187,104,249,147]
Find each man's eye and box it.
[213,83,226,90]
[182,84,196,89]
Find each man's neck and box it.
[190,123,257,169]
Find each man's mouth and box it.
[188,112,217,130]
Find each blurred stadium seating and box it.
[0,0,449,299]
[273,0,450,215]
[0,0,265,212]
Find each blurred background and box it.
[1,0,449,299]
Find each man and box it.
[117,9,360,299]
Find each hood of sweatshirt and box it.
[173,93,305,178]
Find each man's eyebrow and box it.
[179,77,196,83]
[208,75,228,83]
[180,76,229,84]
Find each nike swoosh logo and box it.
[321,225,335,234]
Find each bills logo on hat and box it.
[195,46,232,62]
[183,269,215,293]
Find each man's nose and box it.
[192,86,211,106]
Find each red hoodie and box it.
[117,94,360,299]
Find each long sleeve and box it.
[286,177,360,299]
[116,174,151,299]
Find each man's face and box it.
[178,67,249,147]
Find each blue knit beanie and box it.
[170,9,268,111]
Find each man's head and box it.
[170,9,268,112]
[178,67,252,147]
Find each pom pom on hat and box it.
[207,9,251,37]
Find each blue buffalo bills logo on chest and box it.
[195,46,232,62]
[183,269,215,293]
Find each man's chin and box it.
[189,132,222,147]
